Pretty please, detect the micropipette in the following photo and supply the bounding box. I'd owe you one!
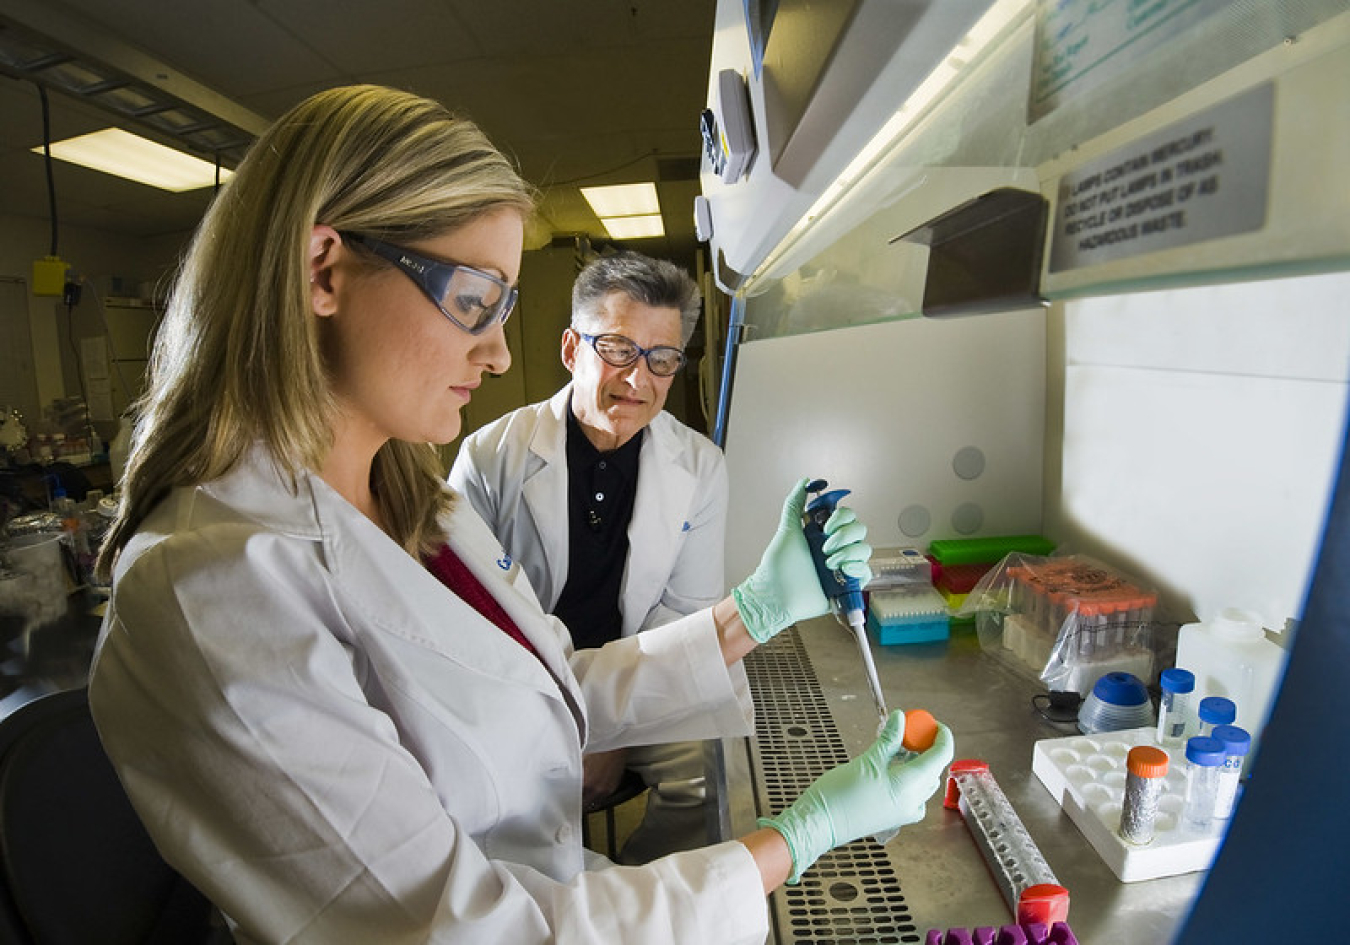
[802,478,888,728]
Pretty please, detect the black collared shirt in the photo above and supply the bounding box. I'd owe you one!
[552,407,642,649]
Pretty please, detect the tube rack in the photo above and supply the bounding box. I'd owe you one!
[1031,727,1224,882]
[945,761,1061,915]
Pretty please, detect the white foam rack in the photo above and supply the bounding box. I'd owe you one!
[1031,727,1225,883]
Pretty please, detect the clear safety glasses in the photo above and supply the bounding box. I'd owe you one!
[577,331,687,377]
[344,233,518,335]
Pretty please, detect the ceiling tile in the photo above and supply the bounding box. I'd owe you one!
[55,0,338,97]
[257,0,482,74]
[1,0,716,256]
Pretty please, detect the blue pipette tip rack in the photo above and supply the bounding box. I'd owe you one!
[867,585,951,645]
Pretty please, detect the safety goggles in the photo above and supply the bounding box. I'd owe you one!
[344,233,518,335]
[576,331,686,377]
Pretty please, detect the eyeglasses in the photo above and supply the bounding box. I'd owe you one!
[343,233,518,335]
[576,331,686,377]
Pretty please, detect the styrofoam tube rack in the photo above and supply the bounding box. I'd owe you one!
[1031,727,1223,882]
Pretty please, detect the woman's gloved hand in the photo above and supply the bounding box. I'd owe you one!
[732,478,873,643]
[758,710,955,883]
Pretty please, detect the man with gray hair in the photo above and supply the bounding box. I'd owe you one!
[449,250,731,863]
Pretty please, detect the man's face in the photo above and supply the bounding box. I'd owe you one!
[562,291,683,451]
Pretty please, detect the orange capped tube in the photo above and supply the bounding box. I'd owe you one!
[901,708,939,758]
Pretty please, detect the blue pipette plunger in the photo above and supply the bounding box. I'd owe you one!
[803,478,888,727]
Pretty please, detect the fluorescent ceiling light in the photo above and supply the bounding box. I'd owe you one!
[33,127,232,192]
[582,182,664,239]
[600,214,665,240]
[581,182,659,217]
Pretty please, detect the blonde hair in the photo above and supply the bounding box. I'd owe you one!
[97,85,535,579]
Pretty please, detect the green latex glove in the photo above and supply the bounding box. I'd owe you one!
[732,478,874,643]
[758,710,955,883]
[819,506,872,580]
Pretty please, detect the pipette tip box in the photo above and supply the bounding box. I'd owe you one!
[867,585,950,645]
[1031,727,1224,882]
[865,545,933,590]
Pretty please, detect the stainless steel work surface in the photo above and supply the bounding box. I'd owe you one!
[727,616,1206,944]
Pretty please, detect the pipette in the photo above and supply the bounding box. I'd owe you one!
[802,478,888,728]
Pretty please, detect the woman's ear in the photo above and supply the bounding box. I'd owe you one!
[309,225,343,317]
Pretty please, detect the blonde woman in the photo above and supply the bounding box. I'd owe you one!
[91,85,952,944]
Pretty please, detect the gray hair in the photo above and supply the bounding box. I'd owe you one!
[571,251,702,345]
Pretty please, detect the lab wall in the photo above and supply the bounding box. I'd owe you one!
[0,212,182,429]
[721,307,1047,588]
[719,272,1349,642]
[1048,271,1350,631]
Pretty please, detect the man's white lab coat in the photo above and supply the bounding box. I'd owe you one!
[89,448,767,944]
[448,385,729,638]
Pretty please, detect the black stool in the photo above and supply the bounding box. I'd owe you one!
[580,768,648,859]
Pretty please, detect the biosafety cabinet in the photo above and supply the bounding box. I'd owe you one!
[697,2,1350,942]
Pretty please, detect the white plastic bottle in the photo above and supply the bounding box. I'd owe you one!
[1174,608,1289,760]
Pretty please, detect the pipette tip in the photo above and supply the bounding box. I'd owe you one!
[846,609,889,727]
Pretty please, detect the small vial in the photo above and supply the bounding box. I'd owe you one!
[1156,668,1196,746]
[1211,724,1252,820]
[1197,696,1236,736]
[1119,746,1169,845]
[876,709,941,846]
[1182,736,1226,834]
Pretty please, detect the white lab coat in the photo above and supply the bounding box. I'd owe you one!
[449,388,735,863]
[88,448,767,945]
[448,386,729,638]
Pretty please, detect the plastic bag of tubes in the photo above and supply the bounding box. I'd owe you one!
[958,554,1163,694]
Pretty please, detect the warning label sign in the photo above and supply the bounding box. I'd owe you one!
[1049,84,1272,272]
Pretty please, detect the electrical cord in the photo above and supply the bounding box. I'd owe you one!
[542,149,662,188]
[36,83,58,258]
[1031,689,1083,726]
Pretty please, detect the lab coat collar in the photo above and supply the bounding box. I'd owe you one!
[622,416,697,636]
[200,447,324,539]
[531,386,573,465]
[520,388,574,594]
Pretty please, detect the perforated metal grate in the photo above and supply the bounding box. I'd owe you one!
[745,629,923,944]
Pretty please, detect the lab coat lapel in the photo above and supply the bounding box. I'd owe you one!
[520,388,572,606]
[310,475,579,718]
[622,416,695,637]
[444,513,576,685]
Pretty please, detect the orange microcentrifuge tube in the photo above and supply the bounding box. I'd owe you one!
[900,708,939,759]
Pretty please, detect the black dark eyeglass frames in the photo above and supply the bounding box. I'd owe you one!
[343,233,518,335]
[576,331,686,377]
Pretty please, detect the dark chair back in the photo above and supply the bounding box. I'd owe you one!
[0,687,220,944]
